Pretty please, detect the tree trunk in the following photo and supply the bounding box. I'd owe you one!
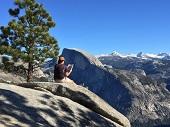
[27,62,33,82]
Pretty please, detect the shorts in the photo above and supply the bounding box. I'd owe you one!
[55,77,74,84]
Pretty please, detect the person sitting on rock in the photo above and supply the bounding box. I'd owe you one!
[54,55,74,83]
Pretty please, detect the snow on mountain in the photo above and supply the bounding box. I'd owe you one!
[142,53,164,59]
[158,53,169,57]
[96,51,170,60]
[139,52,170,60]
[96,51,136,58]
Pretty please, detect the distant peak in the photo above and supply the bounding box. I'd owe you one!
[110,51,120,56]
[157,53,169,57]
[137,52,143,57]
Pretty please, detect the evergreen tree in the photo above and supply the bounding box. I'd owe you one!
[0,0,59,82]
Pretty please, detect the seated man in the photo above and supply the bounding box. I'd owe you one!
[54,56,74,83]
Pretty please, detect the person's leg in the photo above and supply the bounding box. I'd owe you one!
[55,77,75,84]
[55,79,64,83]
[64,77,75,84]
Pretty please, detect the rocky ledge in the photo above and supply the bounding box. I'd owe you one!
[0,82,130,127]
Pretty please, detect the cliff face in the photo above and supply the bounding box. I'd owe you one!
[62,48,170,127]
[62,48,132,113]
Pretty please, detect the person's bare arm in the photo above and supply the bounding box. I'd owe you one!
[65,71,71,77]
[64,64,73,77]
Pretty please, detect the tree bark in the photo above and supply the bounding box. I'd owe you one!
[27,62,33,82]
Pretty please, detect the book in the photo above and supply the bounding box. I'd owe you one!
[67,64,74,71]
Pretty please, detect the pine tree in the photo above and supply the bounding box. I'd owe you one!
[0,0,59,82]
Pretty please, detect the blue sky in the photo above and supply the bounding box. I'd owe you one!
[0,0,170,55]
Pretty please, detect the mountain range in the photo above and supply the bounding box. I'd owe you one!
[97,51,170,92]
[97,51,170,60]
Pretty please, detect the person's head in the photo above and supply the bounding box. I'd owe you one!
[58,56,65,64]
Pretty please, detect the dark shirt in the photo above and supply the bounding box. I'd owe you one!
[54,64,69,80]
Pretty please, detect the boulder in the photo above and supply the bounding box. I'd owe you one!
[18,82,131,127]
[0,55,11,64]
[0,69,26,83]
[62,48,170,127]
[0,61,47,82]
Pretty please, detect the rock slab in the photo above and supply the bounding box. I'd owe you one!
[0,83,124,127]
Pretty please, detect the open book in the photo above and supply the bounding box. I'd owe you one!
[67,64,74,71]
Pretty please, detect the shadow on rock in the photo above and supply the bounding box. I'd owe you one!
[0,89,51,127]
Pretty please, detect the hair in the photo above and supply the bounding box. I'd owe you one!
[58,55,65,64]
[58,60,64,64]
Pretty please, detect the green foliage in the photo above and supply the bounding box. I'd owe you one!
[0,0,59,81]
